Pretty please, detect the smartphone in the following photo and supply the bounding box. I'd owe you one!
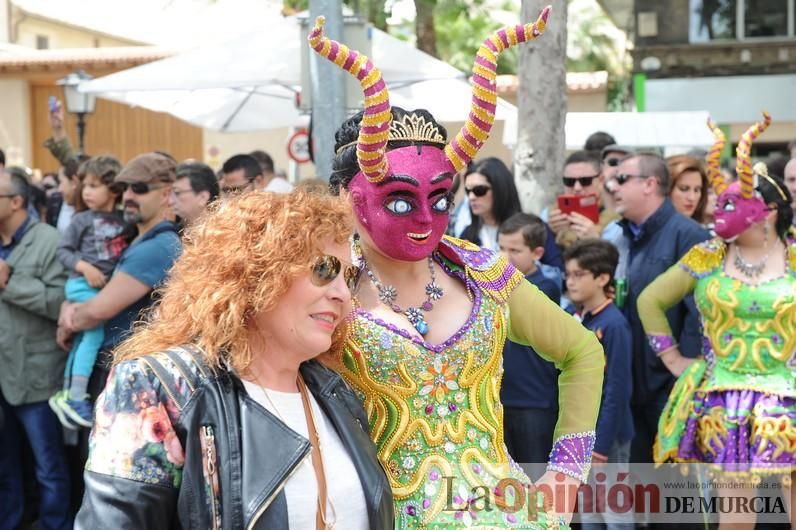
[49,96,57,113]
[557,193,600,224]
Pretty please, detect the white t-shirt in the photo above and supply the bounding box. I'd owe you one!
[478,224,499,251]
[264,177,294,194]
[56,203,74,235]
[241,380,369,530]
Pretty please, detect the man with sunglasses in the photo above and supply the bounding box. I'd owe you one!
[547,150,620,250]
[219,154,264,196]
[600,145,632,181]
[606,152,709,467]
[57,152,182,410]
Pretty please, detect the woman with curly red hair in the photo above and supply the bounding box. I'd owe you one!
[75,190,394,529]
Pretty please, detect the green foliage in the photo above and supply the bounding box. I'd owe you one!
[567,0,631,110]
[288,0,629,107]
[283,0,308,11]
[387,0,515,74]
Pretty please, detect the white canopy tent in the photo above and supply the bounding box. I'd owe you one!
[78,17,516,131]
[503,111,718,151]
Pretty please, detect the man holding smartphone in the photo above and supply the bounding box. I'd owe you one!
[547,150,620,249]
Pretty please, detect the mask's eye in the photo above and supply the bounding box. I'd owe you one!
[386,198,413,215]
[432,194,451,213]
[722,200,736,212]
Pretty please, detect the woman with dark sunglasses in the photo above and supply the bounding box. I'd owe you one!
[76,190,394,529]
[458,157,522,251]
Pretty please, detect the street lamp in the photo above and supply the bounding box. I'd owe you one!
[57,70,96,154]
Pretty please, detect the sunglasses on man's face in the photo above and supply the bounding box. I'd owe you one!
[310,255,362,294]
[115,181,168,195]
[221,182,253,195]
[613,173,649,186]
[562,175,598,188]
[603,157,621,167]
[465,185,491,197]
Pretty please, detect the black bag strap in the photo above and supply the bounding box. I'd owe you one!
[140,345,210,411]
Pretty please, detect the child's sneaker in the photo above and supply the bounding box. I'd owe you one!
[48,390,77,430]
[59,396,93,428]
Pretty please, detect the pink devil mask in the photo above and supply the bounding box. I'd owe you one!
[349,145,455,262]
[713,181,769,241]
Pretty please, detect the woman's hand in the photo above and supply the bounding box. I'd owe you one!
[534,470,580,526]
[659,347,695,377]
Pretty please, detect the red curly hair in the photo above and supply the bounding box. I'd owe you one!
[113,190,353,374]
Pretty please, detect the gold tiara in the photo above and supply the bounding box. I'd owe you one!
[753,162,788,202]
[335,113,446,155]
[389,113,446,145]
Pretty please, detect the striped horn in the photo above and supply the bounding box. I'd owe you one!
[309,16,391,184]
[705,118,728,195]
[445,5,552,172]
[735,112,772,199]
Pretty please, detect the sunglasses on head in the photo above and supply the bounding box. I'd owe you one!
[613,173,649,186]
[465,185,491,197]
[562,175,598,188]
[114,181,168,195]
[311,255,362,293]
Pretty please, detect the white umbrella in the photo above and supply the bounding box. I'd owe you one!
[80,17,516,131]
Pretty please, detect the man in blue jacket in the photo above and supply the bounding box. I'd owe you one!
[607,153,709,464]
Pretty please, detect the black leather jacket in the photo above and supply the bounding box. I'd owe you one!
[75,346,394,529]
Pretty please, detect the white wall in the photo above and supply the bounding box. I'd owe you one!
[0,79,31,166]
[646,74,796,131]
[202,128,316,181]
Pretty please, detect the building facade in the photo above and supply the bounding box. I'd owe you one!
[601,0,796,158]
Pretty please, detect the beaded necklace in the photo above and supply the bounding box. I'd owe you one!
[359,250,444,336]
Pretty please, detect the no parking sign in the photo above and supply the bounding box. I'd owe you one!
[287,129,311,164]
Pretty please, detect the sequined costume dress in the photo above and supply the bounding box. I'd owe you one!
[335,237,605,529]
[638,236,796,478]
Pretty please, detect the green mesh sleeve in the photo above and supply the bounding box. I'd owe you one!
[506,280,605,481]
[637,263,697,354]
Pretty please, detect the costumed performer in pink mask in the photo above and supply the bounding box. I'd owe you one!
[309,7,606,529]
[638,114,795,529]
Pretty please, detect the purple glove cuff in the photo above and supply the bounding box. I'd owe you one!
[546,430,596,483]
